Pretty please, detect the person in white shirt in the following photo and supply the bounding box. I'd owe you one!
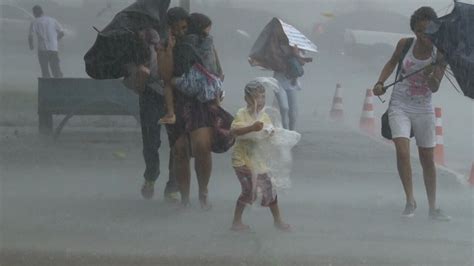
[28,5,64,78]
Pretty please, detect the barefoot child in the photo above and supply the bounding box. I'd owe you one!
[230,78,290,232]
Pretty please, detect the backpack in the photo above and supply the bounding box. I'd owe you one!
[381,38,415,140]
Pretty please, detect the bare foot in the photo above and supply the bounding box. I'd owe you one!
[199,195,212,211]
[230,223,251,232]
[274,221,292,232]
[159,114,176,124]
[175,200,190,211]
[200,201,213,211]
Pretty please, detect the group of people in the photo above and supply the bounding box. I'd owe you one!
[126,7,294,230]
[131,5,451,230]
[30,3,452,228]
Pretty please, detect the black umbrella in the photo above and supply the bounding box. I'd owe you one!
[84,0,171,79]
[426,0,474,99]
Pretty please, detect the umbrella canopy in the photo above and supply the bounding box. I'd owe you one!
[102,0,170,36]
[249,17,316,73]
[84,0,170,79]
[426,1,474,99]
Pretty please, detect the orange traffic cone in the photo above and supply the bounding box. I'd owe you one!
[359,89,375,136]
[330,83,344,121]
[434,107,445,166]
[468,163,474,187]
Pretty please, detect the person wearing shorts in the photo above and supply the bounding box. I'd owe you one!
[373,7,450,221]
[230,78,291,232]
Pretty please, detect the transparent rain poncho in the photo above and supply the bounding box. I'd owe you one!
[235,77,301,200]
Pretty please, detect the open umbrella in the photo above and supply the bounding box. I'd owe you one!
[425,0,474,99]
[248,18,317,73]
[380,1,474,101]
[84,0,171,79]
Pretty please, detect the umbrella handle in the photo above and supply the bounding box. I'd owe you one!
[378,62,439,103]
[383,63,435,90]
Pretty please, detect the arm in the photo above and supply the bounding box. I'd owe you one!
[55,20,64,40]
[373,38,407,96]
[424,53,447,93]
[156,33,175,83]
[231,121,263,137]
[57,31,65,40]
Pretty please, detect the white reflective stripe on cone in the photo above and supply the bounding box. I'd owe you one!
[436,135,444,145]
[361,111,375,118]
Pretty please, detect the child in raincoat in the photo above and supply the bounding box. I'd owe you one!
[230,78,291,232]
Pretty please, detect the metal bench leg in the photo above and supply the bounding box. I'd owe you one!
[53,113,74,141]
[39,113,53,135]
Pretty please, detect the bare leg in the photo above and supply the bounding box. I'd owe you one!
[159,83,176,124]
[269,201,290,231]
[231,201,250,231]
[190,127,213,209]
[418,147,437,211]
[174,135,191,205]
[393,138,415,205]
[269,201,283,224]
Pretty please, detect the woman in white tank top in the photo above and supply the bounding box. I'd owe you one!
[372,7,450,221]
[390,39,437,113]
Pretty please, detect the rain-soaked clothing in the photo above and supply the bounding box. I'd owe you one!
[234,166,277,207]
[231,108,272,173]
[185,34,222,77]
[166,36,234,153]
[231,107,277,206]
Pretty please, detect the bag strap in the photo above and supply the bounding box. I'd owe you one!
[395,37,414,82]
[194,63,217,82]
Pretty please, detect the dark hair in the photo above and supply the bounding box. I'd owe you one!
[32,5,43,17]
[244,81,265,99]
[410,6,437,31]
[188,13,212,35]
[167,7,189,26]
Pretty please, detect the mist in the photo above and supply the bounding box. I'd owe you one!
[1,0,473,265]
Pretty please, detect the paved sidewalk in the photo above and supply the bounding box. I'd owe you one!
[1,119,472,265]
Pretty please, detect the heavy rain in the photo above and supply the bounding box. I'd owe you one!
[0,0,473,265]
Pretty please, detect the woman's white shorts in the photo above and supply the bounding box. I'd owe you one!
[388,108,436,148]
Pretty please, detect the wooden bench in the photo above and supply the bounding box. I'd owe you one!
[38,78,139,139]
